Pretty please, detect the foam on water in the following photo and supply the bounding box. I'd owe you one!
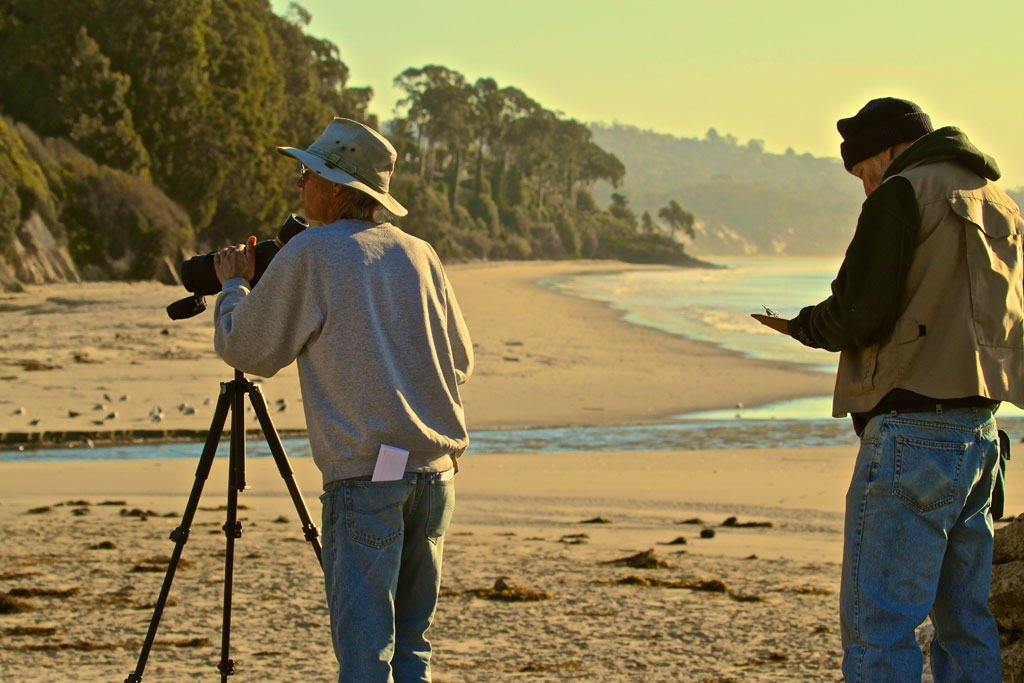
[544,258,842,371]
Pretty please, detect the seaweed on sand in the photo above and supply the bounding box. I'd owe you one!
[461,577,552,602]
[0,593,36,614]
[600,575,729,592]
[599,549,669,569]
[8,587,84,599]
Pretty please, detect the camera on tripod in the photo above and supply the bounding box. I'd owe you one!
[165,214,309,320]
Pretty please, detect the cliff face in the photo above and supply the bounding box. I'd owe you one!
[0,211,80,292]
[0,211,185,292]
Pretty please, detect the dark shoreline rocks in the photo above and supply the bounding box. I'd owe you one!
[0,427,309,452]
[991,513,1024,682]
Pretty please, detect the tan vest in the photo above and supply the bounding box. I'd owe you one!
[833,158,1024,417]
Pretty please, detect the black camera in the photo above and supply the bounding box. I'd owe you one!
[166,214,309,320]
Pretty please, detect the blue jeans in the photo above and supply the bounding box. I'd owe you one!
[320,472,454,682]
[841,407,1002,682]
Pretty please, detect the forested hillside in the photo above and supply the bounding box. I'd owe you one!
[590,124,866,256]
[0,0,705,286]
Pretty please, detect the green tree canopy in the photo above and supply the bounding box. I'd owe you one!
[658,200,696,240]
[0,5,709,277]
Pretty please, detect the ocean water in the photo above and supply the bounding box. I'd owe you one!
[5,259,1022,462]
[544,258,843,371]
[545,258,1023,427]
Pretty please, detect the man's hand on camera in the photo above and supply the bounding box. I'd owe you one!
[214,236,257,285]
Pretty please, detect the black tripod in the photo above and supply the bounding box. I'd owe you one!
[126,370,323,682]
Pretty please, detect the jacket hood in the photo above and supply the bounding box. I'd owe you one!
[884,126,1001,181]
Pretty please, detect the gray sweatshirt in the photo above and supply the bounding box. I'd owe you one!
[213,220,473,487]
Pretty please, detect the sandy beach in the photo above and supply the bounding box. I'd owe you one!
[0,261,1018,681]
[0,261,832,440]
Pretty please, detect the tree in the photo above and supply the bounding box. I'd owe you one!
[641,211,655,234]
[87,0,216,228]
[305,33,375,126]
[393,65,473,208]
[469,77,502,195]
[200,0,289,245]
[57,28,150,174]
[486,86,540,207]
[506,108,559,214]
[0,0,88,135]
[577,141,625,188]
[609,192,637,229]
[658,199,696,240]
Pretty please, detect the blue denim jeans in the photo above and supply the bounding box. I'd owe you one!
[841,407,1002,682]
[320,472,454,682]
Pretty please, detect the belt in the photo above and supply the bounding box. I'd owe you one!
[875,396,999,417]
[852,396,999,435]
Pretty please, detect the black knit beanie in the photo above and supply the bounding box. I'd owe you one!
[837,98,933,171]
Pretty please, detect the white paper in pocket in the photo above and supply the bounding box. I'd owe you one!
[371,445,409,482]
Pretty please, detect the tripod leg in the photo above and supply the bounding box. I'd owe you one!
[125,383,233,683]
[247,383,324,569]
[217,372,246,680]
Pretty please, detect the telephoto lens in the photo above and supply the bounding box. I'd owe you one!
[180,214,309,295]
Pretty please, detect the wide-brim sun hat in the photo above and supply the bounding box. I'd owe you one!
[277,117,408,217]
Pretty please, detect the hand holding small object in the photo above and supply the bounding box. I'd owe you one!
[750,310,790,335]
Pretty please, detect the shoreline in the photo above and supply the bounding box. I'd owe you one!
[0,260,833,443]
[448,260,833,429]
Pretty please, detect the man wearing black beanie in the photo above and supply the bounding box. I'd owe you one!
[783,98,1023,680]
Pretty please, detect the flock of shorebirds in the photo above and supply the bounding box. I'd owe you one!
[11,394,291,428]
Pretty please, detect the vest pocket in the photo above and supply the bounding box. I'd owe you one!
[949,194,1024,349]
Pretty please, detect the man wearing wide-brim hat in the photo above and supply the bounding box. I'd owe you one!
[212,117,473,681]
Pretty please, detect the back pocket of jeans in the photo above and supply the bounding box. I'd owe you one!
[425,480,454,544]
[344,482,407,549]
[891,436,968,513]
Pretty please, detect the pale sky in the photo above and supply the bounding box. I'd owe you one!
[273,0,1024,188]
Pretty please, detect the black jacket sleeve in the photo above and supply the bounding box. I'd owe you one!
[789,176,920,352]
